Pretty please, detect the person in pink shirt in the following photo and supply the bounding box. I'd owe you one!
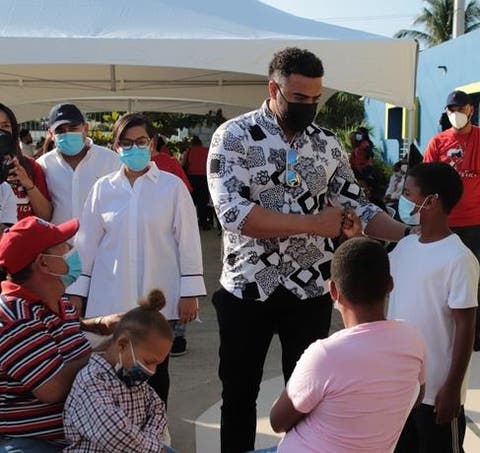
[268,237,426,453]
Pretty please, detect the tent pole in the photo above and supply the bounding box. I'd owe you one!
[110,65,116,92]
[406,108,415,159]
[406,41,419,160]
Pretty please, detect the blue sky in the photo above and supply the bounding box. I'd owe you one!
[261,0,425,37]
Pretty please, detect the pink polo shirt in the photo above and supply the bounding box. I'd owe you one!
[278,320,425,453]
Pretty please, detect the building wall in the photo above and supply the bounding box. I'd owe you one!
[365,29,480,163]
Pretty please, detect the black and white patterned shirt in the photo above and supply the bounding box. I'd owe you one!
[63,353,168,452]
[208,101,380,301]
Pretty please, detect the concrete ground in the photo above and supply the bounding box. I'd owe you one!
[168,229,480,452]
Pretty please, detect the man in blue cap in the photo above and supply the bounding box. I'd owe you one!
[37,103,121,227]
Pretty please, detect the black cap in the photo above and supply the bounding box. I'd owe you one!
[446,90,472,108]
[48,103,85,131]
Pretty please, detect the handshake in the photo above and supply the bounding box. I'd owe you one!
[309,207,363,239]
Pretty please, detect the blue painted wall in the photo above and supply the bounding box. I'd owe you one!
[365,29,480,163]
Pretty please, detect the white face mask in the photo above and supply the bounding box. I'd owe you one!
[447,111,469,130]
[400,164,408,173]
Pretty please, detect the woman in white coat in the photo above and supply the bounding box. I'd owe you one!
[68,113,206,404]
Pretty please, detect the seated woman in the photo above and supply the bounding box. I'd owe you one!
[63,290,175,453]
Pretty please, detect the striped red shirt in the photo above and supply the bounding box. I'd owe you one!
[0,281,91,441]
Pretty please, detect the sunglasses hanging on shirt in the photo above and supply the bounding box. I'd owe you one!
[286,148,301,187]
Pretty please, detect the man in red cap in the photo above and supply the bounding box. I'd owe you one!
[424,90,480,349]
[0,216,91,451]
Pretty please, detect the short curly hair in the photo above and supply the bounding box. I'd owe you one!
[331,238,391,306]
[408,162,463,214]
[268,47,324,80]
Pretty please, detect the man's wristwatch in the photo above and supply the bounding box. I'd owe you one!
[95,316,104,333]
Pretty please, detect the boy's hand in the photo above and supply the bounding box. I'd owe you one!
[434,383,461,424]
[341,210,363,239]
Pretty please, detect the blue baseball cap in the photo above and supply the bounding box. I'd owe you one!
[446,90,472,108]
[48,103,85,132]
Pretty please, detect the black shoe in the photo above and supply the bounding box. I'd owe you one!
[474,335,480,352]
[170,336,187,357]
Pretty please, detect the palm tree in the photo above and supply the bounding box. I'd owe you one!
[394,0,480,47]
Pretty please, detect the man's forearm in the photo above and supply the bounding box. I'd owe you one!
[364,211,409,242]
[445,308,476,388]
[81,317,104,334]
[241,205,343,239]
[241,205,315,238]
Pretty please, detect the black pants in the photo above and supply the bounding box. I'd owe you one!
[452,225,480,350]
[189,175,210,228]
[213,285,333,453]
[148,353,170,408]
[395,404,466,453]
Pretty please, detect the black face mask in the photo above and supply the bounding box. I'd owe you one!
[276,84,318,132]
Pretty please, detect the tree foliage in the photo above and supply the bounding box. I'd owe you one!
[315,92,365,132]
[395,0,480,47]
[89,109,226,149]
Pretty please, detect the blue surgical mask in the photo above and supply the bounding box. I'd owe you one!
[116,340,154,387]
[118,145,151,172]
[42,248,83,287]
[398,195,430,226]
[55,132,85,156]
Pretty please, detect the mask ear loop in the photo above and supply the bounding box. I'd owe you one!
[419,193,439,212]
[129,339,137,363]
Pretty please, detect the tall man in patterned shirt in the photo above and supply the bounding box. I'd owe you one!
[207,47,413,453]
[0,217,91,452]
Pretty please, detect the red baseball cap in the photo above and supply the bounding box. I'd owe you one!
[0,216,79,274]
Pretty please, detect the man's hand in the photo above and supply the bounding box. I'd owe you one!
[98,313,123,335]
[342,210,363,239]
[434,383,461,424]
[178,297,198,324]
[311,207,344,238]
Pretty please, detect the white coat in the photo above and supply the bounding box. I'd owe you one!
[68,163,206,321]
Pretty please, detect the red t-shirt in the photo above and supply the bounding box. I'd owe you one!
[349,141,373,173]
[151,153,193,192]
[185,146,209,176]
[424,126,480,227]
[11,157,51,220]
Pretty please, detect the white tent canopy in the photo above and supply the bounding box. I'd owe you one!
[0,0,418,122]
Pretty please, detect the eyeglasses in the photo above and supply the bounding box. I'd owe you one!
[286,148,301,187]
[118,137,151,150]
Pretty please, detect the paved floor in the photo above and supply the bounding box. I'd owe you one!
[168,229,480,452]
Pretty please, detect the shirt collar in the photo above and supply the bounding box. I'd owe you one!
[0,280,70,319]
[113,162,160,186]
[260,100,308,145]
[90,352,117,376]
[1,280,42,302]
[261,100,283,132]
